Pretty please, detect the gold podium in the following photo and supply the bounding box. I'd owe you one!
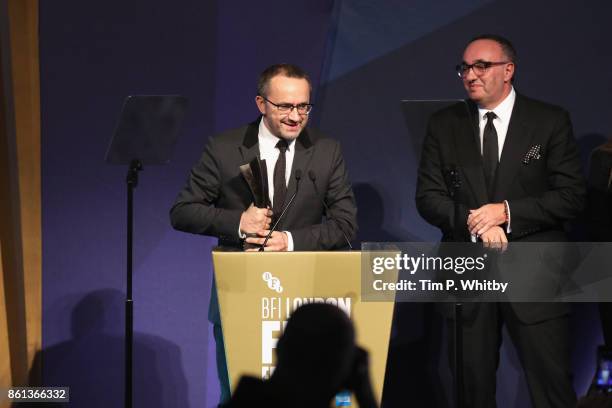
[212,251,395,407]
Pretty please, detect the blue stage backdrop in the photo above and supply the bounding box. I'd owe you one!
[40,1,610,407]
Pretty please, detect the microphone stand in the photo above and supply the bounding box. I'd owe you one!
[125,158,142,408]
[104,95,188,408]
[260,170,302,250]
[448,166,465,408]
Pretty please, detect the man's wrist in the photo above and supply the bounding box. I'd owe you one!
[239,211,246,236]
[284,231,294,251]
[503,200,512,233]
[502,201,509,223]
[238,216,246,238]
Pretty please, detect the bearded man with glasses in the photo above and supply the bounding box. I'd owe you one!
[170,63,357,403]
[416,34,585,407]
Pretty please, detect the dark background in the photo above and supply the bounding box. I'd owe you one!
[40,0,611,406]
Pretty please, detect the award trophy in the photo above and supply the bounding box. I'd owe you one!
[239,157,270,250]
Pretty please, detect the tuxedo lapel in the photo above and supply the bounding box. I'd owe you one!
[493,95,533,201]
[456,101,489,205]
[238,118,261,164]
[238,119,315,223]
[283,129,314,218]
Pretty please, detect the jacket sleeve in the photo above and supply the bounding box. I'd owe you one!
[169,138,243,240]
[415,117,470,241]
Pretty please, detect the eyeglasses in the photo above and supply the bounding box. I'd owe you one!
[455,61,510,78]
[262,97,313,115]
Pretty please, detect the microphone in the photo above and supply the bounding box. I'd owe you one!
[445,165,471,242]
[259,169,302,251]
[308,170,353,250]
[444,165,462,198]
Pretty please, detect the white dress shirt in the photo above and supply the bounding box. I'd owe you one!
[258,120,295,203]
[257,120,296,250]
[477,87,516,159]
[472,87,516,241]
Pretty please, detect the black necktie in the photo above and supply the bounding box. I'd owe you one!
[272,139,288,221]
[483,111,499,197]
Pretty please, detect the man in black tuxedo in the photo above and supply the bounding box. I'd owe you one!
[170,63,357,402]
[416,35,585,407]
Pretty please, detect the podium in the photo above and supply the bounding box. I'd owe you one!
[212,251,395,407]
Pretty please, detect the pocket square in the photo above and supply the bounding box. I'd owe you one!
[522,144,541,164]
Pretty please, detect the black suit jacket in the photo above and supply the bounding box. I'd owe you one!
[416,94,586,322]
[170,117,358,251]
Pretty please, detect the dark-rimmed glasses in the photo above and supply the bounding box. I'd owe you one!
[261,96,313,115]
[455,61,510,78]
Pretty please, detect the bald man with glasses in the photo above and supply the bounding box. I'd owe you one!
[416,34,585,408]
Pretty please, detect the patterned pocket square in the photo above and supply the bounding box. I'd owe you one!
[523,144,542,164]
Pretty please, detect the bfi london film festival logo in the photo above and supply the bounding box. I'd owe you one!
[262,271,283,293]
[259,271,352,380]
[261,271,285,379]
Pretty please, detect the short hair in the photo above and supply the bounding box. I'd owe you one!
[467,34,517,64]
[257,63,312,97]
[275,303,356,397]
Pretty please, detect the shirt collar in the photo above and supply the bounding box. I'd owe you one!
[478,86,516,124]
[258,119,295,151]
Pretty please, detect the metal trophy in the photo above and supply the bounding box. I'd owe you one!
[239,157,270,249]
